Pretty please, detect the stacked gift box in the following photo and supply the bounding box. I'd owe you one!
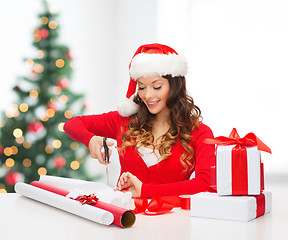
[190,128,272,222]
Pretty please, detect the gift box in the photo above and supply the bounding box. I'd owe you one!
[190,191,272,222]
[205,128,271,195]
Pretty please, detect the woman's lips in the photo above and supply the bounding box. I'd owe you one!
[146,100,160,107]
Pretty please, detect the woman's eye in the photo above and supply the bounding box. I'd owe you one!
[138,87,145,91]
[154,86,161,90]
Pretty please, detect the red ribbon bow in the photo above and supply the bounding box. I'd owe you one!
[204,128,271,153]
[133,196,190,215]
[72,193,99,206]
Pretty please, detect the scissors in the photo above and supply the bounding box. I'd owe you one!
[103,137,110,185]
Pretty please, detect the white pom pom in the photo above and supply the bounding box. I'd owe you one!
[117,98,138,117]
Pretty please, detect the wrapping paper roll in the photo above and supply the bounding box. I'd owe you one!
[15,182,113,225]
[19,181,136,228]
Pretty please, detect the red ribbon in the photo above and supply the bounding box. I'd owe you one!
[204,128,271,153]
[133,196,190,215]
[232,144,248,194]
[204,128,271,195]
[71,194,99,206]
[255,193,266,217]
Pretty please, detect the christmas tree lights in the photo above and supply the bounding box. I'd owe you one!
[0,0,97,193]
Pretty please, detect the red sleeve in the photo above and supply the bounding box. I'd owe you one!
[140,124,215,197]
[63,111,127,147]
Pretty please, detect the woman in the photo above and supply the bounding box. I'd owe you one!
[64,43,215,198]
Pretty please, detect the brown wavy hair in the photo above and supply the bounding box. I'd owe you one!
[118,75,201,171]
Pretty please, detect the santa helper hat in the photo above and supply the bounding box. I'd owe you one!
[117,43,188,117]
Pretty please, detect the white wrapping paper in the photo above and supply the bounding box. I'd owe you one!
[216,145,261,195]
[190,191,272,222]
[15,182,114,225]
[39,175,133,209]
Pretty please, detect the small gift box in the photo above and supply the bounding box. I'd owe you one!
[190,191,272,222]
[205,128,271,195]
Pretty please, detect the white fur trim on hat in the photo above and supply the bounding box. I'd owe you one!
[117,97,139,117]
[129,53,188,80]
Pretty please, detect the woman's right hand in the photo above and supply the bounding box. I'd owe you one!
[88,136,114,165]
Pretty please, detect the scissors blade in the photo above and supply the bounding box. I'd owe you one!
[106,165,109,185]
[103,137,110,185]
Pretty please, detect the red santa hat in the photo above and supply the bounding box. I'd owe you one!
[117,43,188,117]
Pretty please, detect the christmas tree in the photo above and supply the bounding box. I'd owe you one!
[0,1,96,193]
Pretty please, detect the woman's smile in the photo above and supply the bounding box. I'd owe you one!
[146,100,160,107]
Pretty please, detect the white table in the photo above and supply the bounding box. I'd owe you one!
[1,177,287,240]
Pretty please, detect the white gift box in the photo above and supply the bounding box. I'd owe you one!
[190,191,272,222]
[216,145,262,195]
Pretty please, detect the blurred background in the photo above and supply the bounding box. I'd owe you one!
[0,0,287,189]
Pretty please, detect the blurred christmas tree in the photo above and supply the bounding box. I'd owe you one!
[0,0,96,193]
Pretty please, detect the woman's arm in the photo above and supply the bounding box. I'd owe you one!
[63,111,125,147]
[64,111,126,164]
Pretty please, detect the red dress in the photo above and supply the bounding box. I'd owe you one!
[64,111,215,198]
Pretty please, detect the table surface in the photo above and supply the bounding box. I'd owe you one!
[1,178,288,240]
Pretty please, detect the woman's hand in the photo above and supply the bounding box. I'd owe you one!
[117,172,142,197]
[88,136,114,165]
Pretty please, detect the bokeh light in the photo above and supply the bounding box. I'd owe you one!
[64,110,73,119]
[45,145,54,154]
[52,139,62,149]
[56,59,65,68]
[38,167,47,175]
[70,161,80,170]
[19,103,29,112]
[13,128,23,138]
[23,158,32,167]
[5,158,15,168]
[58,122,65,132]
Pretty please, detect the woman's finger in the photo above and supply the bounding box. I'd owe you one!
[118,172,131,189]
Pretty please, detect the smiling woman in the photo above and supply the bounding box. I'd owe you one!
[64,43,215,199]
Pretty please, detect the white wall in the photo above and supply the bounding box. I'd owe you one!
[158,0,288,174]
[189,0,288,174]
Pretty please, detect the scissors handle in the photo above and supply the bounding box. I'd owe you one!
[103,137,109,164]
[103,137,109,185]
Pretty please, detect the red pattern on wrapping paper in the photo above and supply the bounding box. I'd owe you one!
[31,181,69,196]
[71,194,99,206]
[133,196,190,215]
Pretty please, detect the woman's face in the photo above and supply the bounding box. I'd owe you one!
[137,75,170,116]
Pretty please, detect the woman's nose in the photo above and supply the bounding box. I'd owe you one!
[144,88,153,100]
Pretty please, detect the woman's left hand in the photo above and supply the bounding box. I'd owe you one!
[117,172,142,197]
